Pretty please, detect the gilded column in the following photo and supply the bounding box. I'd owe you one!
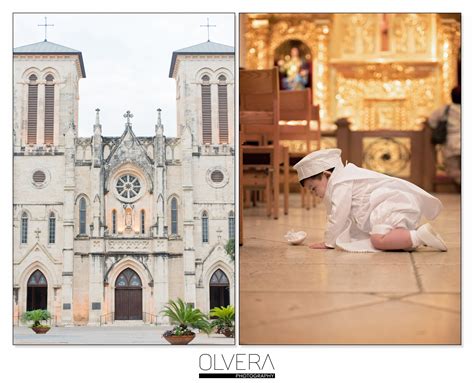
[440,18,461,104]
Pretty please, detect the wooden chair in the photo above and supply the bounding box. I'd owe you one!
[241,147,274,218]
[241,145,289,217]
[279,89,321,209]
[280,89,321,151]
[240,68,281,219]
[280,89,312,152]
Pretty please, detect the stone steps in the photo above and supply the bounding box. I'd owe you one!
[106,320,148,327]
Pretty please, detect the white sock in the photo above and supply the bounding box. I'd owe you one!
[410,230,423,248]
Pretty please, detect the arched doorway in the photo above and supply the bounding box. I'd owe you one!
[27,270,47,311]
[209,269,230,310]
[114,268,143,320]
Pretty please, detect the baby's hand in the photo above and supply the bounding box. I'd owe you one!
[309,242,329,249]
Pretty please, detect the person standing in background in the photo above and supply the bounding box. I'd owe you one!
[428,86,461,187]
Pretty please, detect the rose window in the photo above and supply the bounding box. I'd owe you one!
[116,175,141,199]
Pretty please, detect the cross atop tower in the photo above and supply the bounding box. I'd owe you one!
[38,17,54,42]
[200,18,216,42]
[123,110,134,125]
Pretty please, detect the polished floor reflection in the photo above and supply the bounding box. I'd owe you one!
[240,193,460,344]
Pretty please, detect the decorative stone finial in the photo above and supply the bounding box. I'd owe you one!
[157,108,162,125]
[123,110,134,126]
[95,108,101,125]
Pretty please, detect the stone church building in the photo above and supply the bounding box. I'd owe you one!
[13,38,235,325]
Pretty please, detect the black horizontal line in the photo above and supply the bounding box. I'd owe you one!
[199,373,275,379]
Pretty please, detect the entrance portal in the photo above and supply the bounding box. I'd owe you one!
[27,270,48,311]
[114,268,143,320]
[209,269,230,310]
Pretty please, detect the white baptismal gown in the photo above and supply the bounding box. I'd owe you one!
[323,163,443,252]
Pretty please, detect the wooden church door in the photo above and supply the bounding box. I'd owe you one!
[114,268,143,320]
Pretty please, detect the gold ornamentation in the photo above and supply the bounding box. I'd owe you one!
[362,137,411,177]
[333,66,437,130]
[439,19,460,104]
[340,14,376,56]
[242,13,460,175]
[243,14,331,121]
[280,137,337,154]
[392,14,431,54]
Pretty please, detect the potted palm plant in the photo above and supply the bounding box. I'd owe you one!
[210,305,235,338]
[21,309,52,334]
[161,298,211,345]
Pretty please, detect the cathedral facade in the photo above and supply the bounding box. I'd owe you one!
[13,39,235,326]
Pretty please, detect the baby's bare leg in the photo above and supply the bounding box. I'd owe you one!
[370,228,412,251]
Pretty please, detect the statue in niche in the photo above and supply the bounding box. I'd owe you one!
[124,206,133,229]
[275,40,311,91]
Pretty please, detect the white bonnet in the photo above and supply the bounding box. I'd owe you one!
[293,149,342,182]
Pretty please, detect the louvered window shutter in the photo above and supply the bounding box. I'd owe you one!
[44,74,55,144]
[27,75,38,144]
[218,75,228,144]
[201,75,212,144]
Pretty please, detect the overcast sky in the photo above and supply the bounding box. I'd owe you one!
[14,13,235,137]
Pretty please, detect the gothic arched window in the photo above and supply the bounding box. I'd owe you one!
[202,211,209,243]
[218,75,229,144]
[79,197,87,235]
[112,209,117,235]
[171,197,178,235]
[44,74,55,145]
[140,210,145,235]
[228,211,235,240]
[21,212,28,244]
[115,268,142,287]
[48,212,56,244]
[27,74,38,144]
[201,75,212,144]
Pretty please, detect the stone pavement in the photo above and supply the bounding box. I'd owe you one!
[240,193,460,344]
[14,325,235,345]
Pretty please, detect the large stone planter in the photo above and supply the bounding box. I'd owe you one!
[222,328,234,338]
[163,334,196,345]
[32,326,51,334]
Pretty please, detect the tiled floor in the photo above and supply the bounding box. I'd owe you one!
[239,193,461,344]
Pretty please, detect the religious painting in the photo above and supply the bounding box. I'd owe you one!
[274,39,312,91]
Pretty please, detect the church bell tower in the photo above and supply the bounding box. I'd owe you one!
[14,39,86,152]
